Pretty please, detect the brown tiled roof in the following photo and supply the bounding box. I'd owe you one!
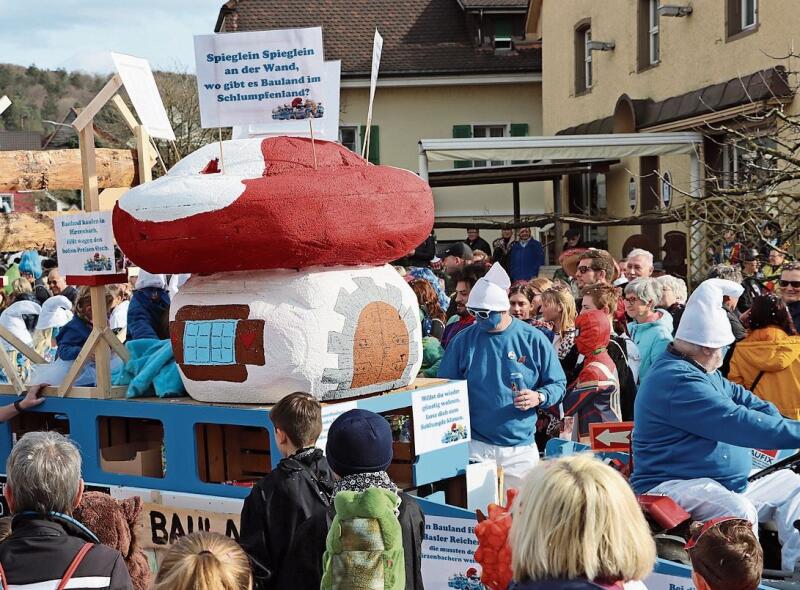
[0,131,42,151]
[557,67,793,135]
[215,0,541,78]
[458,0,529,9]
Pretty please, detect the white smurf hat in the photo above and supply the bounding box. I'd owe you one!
[467,262,511,312]
[135,270,167,290]
[675,278,744,348]
[36,295,74,331]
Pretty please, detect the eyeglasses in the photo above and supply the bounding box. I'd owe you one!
[684,517,751,551]
[780,280,800,289]
[466,308,492,319]
[576,265,595,275]
[624,296,641,304]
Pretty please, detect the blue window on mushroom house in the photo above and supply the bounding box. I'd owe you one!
[184,320,237,365]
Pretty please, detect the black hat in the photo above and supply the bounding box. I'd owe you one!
[564,228,581,239]
[325,409,393,477]
[443,242,473,260]
[741,248,760,262]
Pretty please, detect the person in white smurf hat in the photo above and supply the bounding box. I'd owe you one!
[438,263,566,492]
[632,278,800,572]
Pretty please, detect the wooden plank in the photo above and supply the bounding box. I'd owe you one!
[135,126,155,184]
[0,348,24,394]
[71,75,123,131]
[0,149,138,191]
[237,451,270,475]
[111,95,139,131]
[57,329,102,397]
[0,384,126,398]
[205,424,226,483]
[102,328,130,363]
[224,425,242,481]
[238,427,270,451]
[0,325,46,364]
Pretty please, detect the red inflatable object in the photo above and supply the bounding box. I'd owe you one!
[113,136,434,274]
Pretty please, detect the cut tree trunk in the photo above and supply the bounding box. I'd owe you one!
[0,148,139,191]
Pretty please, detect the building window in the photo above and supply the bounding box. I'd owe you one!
[0,194,12,213]
[493,16,513,52]
[727,0,758,39]
[339,126,360,154]
[472,124,507,168]
[574,20,592,93]
[183,320,237,366]
[638,1,659,70]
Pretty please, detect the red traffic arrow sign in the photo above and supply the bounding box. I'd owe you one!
[589,421,634,451]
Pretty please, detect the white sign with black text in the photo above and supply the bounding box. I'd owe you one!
[194,28,325,129]
[411,381,470,455]
[53,211,117,276]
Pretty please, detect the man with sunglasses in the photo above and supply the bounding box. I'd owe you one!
[438,263,566,492]
[780,262,800,332]
[632,278,800,572]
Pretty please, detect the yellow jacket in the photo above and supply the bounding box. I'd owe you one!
[729,326,800,419]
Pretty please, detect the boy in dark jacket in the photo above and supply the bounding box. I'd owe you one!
[126,271,170,341]
[239,393,334,590]
[277,409,425,590]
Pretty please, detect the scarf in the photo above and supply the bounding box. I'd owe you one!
[333,471,401,514]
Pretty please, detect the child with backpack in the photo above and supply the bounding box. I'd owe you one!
[278,409,426,590]
[239,393,334,590]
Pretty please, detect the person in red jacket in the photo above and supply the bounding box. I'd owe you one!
[562,309,621,441]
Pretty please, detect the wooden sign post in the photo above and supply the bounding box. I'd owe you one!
[55,75,158,398]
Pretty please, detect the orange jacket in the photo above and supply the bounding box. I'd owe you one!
[729,326,800,419]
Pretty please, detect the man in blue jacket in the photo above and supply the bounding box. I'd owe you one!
[438,263,566,491]
[632,278,800,571]
[508,227,544,282]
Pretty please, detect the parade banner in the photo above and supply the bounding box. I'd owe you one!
[111,53,176,141]
[135,502,240,549]
[53,211,116,276]
[411,381,470,455]
[231,60,341,141]
[194,28,325,129]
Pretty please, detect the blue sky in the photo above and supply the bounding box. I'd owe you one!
[1,0,224,73]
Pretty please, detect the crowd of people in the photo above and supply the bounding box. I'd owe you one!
[0,224,798,590]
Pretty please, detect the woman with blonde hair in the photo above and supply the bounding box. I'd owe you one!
[528,277,553,320]
[510,454,655,589]
[155,531,252,590]
[535,286,579,380]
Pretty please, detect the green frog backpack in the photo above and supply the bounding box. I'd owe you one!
[321,487,405,590]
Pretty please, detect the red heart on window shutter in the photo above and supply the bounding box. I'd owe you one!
[240,332,257,349]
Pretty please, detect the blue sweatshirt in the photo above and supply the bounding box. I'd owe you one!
[127,287,170,341]
[55,316,91,361]
[508,239,544,282]
[437,318,566,446]
[632,346,800,494]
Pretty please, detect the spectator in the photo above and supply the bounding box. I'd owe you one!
[405,265,450,312]
[780,261,800,331]
[442,242,474,293]
[707,265,747,374]
[155,532,251,590]
[624,278,673,382]
[562,309,621,441]
[406,232,437,268]
[739,248,765,313]
[471,249,492,272]
[126,271,170,341]
[441,267,481,348]
[631,278,800,573]
[528,277,553,321]
[624,248,654,282]
[508,227,544,282]
[240,393,333,590]
[439,264,566,491]
[686,518,762,590]
[464,227,491,256]
[656,275,687,336]
[492,227,516,269]
[47,268,78,304]
[410,279,446,340]
[18,250,50,304]
[279,409,425,590]
[108,284,131,337]
[580,283,640,421]
[9,277,36,305]
[509,454,655,590]
[536,286,580,382]
[574,249,616,291]
[729,294,800,419]
[509,283,555,342]
[0,431,132,589]
[764,248,787,283]
[563,227,583,251]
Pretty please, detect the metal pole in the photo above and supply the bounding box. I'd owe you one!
[513,181,521,224]
[418,143,429,182]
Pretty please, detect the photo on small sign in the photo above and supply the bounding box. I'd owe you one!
[272,97,324,120]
